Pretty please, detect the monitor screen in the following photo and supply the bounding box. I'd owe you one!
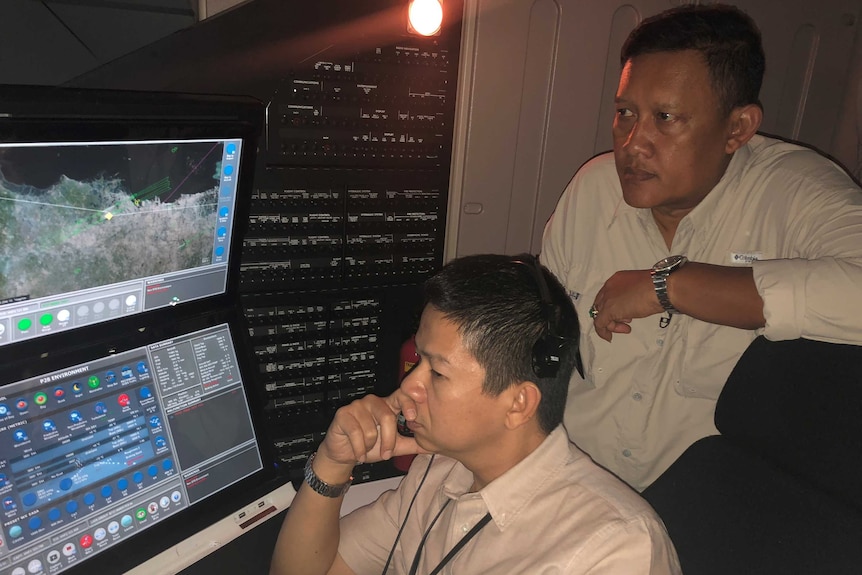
[0,320,265,575]
[0,86,262,352]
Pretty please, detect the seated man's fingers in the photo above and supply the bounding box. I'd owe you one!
[365,401,398,460]
[386,388,418,421]
[324,393,431,464]
[323,409,371,464]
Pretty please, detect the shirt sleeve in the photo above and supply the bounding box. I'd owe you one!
[541,168,579,281]
[540,154,618,288]
[566,515,682,575]
[753,154,862,344]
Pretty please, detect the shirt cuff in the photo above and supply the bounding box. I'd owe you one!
[752,259,808,341]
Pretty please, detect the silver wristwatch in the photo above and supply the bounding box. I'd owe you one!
[651,255,688,314]
[304,452,353,498]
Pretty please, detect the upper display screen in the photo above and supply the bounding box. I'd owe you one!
[0,85,263,352]
[0,138,243,346]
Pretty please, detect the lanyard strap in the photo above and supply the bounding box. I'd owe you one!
[408,501,493,575]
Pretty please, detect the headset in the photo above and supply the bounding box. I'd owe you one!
[512,254,584,380]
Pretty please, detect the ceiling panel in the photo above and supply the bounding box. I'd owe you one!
[47,2,195,61]
[0,0,205,85]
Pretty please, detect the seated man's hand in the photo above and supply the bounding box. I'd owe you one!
[318,392,429,467]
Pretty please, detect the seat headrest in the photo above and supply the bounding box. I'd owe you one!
[716,336,862,510]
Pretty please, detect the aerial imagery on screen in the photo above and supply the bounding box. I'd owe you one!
[0,138,241,346]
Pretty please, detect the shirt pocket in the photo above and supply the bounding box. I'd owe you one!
[677,325,757,400]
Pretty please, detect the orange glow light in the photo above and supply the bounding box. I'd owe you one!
[408,0,443,36]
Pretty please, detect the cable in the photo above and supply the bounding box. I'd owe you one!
[380,454,436,574]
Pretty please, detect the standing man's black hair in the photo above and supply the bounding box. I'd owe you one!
[621,4,765,114]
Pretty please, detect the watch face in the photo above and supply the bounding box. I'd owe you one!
[655,255,687,272]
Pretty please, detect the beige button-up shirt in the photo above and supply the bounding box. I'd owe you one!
[339,427,680,574]
[542,134,862,490]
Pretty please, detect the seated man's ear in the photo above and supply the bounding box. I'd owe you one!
[725,103,763,154]
[505,382,541,430]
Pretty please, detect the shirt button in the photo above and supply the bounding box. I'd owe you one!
[656,338,664,346]
[597,367,604,373]
[622,449,632,458]
[461,524,470,533]
[632,392,642,401]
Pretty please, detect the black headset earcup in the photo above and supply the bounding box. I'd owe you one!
[532,334,566,379]
[513,254,568,380]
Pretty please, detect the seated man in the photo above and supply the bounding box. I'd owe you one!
[269,254,680,575]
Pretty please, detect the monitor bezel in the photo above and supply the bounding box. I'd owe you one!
[0,85,263,360]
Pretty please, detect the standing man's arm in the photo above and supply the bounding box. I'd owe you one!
[545,155,862,345]
[587,263,764,342]
[586,177,862,344]
[269,393,424,575]
[585,256,862,344]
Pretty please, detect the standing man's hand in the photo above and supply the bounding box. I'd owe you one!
[590,270,662,342]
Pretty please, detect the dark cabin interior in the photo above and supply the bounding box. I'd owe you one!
[1,1,861,574]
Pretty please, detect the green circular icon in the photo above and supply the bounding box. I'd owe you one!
[87,376,100,390]
[34,392,48,405]
[135,508,147,521]
[17,318,32,331]
[39,313,53,326]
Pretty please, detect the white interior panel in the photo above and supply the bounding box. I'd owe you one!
[505,0,559,254]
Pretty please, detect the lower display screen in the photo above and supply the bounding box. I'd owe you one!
[0,323,263,575]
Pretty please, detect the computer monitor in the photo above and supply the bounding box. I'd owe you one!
[0,310,279,575]
[0,86,282,575]
[0,86,261,354]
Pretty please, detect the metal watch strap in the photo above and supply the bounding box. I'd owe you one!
[651,255,687,314]
[653,274,678,314]
[304,452,353,498]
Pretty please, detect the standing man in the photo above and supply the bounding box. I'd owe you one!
[541,4,862,491]
[270,254,680,575]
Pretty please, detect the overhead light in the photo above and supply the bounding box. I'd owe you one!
[407,0,443,36]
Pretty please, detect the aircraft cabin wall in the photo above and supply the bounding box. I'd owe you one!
[448,0,862,259]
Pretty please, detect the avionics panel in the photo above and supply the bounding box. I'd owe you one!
[0,86,262,351]
[0,322,263,575]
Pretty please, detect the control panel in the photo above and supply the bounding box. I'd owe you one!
[0,324,262,575]
[240,32,458,483]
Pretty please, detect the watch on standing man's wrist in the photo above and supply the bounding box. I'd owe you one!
[651,255,688,314]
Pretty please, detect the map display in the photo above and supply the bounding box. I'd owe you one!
[0,140,226,302]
